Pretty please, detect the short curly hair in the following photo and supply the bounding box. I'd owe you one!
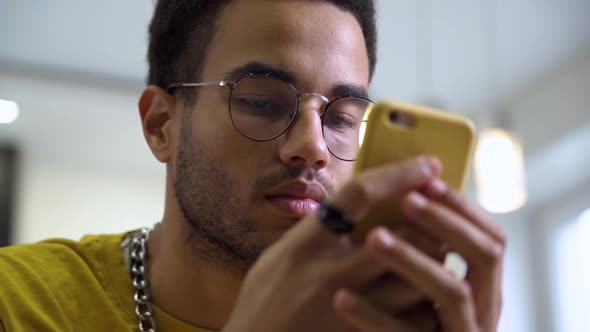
[147,0,377,90]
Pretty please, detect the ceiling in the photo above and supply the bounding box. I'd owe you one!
[2,0,590,111]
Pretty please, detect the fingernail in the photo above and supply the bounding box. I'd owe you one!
[376,227,395,249]
[419,157,435,178]
[336,289,353,308]
[408,192,428,210]
[430,178,448,196]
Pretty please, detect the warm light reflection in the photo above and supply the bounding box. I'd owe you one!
[0,99,19,124]
[358,120,368,146]
[358,106,373,147]
[474,129,527,213]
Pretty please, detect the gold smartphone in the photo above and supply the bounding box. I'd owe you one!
[352,100,476,240]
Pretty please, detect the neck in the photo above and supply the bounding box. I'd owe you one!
[147,214,244,330]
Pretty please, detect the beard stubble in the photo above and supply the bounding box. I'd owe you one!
[173,119,336,276]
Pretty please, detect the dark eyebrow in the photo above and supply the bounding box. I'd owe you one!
[331,84,369,100]
[223,61,369,100]
[223,61,297,84]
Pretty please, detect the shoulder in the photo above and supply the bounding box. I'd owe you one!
[0,233,126,277]
[0,232,136,330]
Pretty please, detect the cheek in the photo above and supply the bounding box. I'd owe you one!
[329,162,355,190]
[191,99,276,177]
[191,98,233,145]
[200,118,275,166]
[190,96,247,156]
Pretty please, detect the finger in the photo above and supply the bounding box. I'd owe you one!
[363,273,428,314]
[402,192,503,268]
[286,156,442,250]
[336,156,442,221]
[366,227,479,332]
[395,299,442,332]
[464,263,504,332]
[333,288,423,332]
[423,179,506,245]
[403,191,505,331]
[327,247,389,289]
[396,224,448,263]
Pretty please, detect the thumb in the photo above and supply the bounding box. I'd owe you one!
[286,156,442,253]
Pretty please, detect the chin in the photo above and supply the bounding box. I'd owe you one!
[253,221,295,245]
[259,224,293,242]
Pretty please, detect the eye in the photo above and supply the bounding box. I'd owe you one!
[239,96,274,110]
[323,101,366,132]
[231,94,291,123]
[323,111,357,129]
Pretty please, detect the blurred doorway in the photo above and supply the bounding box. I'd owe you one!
[0,146,17,247]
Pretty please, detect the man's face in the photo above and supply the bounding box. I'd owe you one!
[173,0,370,270]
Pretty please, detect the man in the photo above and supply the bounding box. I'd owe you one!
[0,0,505,331]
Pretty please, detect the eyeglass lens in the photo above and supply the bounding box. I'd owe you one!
[229,74,372,161]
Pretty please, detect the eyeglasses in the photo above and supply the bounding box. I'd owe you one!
[167,73,374,161]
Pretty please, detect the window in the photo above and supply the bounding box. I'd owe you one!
[552,208,590,332]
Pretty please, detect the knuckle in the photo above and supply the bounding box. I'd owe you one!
[480,243,500,263]
[401,157,430,179]
[496,228,508,247]
[444,281,472,305]
[346,178,375,205]
[457,283,473,302]
[445,187,463,204]
[389,239,410,258]
[495,239,507,258]
[479,239,505,263]
[451,187,465,198]
[317,262,349,291]
[305,270,332,299]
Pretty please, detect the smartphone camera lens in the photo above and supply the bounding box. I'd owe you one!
[389,111,399,123]
[389,111,415,128]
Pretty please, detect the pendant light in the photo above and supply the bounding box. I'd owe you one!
[474,0,527,213]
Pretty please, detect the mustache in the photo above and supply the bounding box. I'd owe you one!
[254,166,336,197]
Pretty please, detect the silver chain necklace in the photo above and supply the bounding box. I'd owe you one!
[129,227,158,332]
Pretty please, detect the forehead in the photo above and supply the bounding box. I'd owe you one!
[201,0,370,89]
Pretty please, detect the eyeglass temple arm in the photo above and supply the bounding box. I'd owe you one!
[166,81,231,94]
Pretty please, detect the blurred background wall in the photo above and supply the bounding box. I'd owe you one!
[1,0,590,331]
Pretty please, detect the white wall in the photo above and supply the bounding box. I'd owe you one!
[14,160,164,243]
[371,0,590,114]
[0,70,165,243]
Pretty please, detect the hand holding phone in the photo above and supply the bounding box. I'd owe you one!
[352,100,476,240]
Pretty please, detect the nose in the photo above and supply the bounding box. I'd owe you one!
[278,95,331,170]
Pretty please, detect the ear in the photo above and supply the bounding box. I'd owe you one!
[138,85,177,163]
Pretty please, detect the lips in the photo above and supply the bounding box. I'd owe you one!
[264,181,327,217]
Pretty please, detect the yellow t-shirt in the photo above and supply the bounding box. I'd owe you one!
[0,232,215,332]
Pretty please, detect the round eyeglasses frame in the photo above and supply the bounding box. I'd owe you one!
[167,73,373,161]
